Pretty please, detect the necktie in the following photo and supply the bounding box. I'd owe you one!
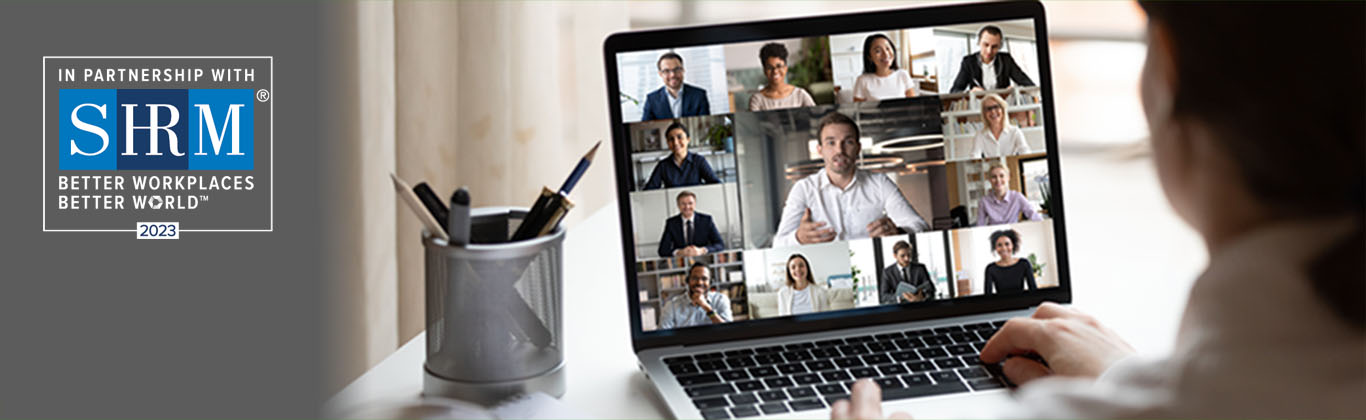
[904,267,911,284]
[685,220,693,245]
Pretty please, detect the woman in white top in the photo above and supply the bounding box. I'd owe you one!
[832,3,1364,419]
[852,34,917,102]
[968,93,1030,159]
[776,253,830,316]
[748,42,816,111]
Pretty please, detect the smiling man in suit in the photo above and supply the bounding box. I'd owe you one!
[640,52,711,121]
[949,25,1036,93]
[658,190,725,257]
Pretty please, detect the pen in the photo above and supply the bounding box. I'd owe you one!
[449,187,470,246]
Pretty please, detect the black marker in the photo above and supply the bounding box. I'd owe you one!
[448,187,470,246]
[413,182,449,235]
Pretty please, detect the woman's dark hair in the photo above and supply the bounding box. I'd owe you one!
[664,120,688,139]
[1140,2,1364,330]
[989,229,1019,254]
[785,254,816,287]
[759,42,788,65]
[861,33,899,74]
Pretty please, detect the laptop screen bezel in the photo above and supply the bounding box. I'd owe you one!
[602,1,1071,353]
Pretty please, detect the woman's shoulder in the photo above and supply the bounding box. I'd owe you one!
[1014,258,1033,269]
[747,92,766,110]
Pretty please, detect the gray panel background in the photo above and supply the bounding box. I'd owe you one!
[45,57,273,230]
[0,2,329,417]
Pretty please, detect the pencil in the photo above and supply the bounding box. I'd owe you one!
[558,141,601,195]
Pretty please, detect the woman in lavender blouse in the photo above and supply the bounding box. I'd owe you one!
[976,163,1043,226]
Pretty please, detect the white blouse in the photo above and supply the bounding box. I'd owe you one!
[789,288,814,315]
[969,125,1030,158]
[852,69,916,101]
[748,87,816,111]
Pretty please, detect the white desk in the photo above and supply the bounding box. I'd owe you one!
[326,147,1206,418]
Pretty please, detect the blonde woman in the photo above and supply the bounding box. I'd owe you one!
[977,164,1044,226]
[968,93,1030,159]
[776,254,830,316]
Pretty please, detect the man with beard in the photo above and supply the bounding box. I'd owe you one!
[659,262,732,329]
[640,52,711,121]
[773,112,929,247]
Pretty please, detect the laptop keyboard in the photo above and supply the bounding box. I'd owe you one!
[664,320,1011,419]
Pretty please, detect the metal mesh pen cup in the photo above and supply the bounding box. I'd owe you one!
[422,207,565,405]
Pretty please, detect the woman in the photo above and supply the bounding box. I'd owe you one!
[748,42,816,111]
[982,229,1036,295]
[977,164,1044,226]
[852,34,917,102]
[641,121,720,190]
[968,93,1030,159]
[833,3,1363,419]
[776,254,830,316]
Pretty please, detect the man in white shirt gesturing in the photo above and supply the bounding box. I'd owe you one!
[773,112,929,247]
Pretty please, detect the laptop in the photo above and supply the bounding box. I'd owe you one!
[602,2,1069,418]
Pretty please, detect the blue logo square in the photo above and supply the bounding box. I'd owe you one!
[58,89,118,170]
[116,89,188,170]
[188,89,254,170]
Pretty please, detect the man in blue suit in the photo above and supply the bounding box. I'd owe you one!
[640,52,711,122]
[658,190,725,257]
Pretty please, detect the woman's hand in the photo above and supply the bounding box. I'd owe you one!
[980,302,1135,384]
[830,379,911,419]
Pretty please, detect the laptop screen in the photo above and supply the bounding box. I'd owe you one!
[607,5,1068,342]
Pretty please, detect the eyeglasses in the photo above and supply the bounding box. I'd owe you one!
[659,67,685,75]
[763,63,787,72]
[983,105,1004,113]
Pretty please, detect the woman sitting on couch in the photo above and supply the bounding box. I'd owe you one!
[777,254,831,316]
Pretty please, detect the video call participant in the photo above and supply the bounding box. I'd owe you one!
[777,254,831,316]
[852,34,917,102]
[643,121,721,190]
[773,112,929,247]
[657,191,725,257]
[949,25,1036,93]
[640,52,711,121]
[879,240,935,304]
[977,164,1044,226]
[658,262,732,329]
[968,94,1030,159]
[749,42,817,111]
[983,228,1036,295]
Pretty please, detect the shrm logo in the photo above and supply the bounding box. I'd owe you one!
[59,89,253,170]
